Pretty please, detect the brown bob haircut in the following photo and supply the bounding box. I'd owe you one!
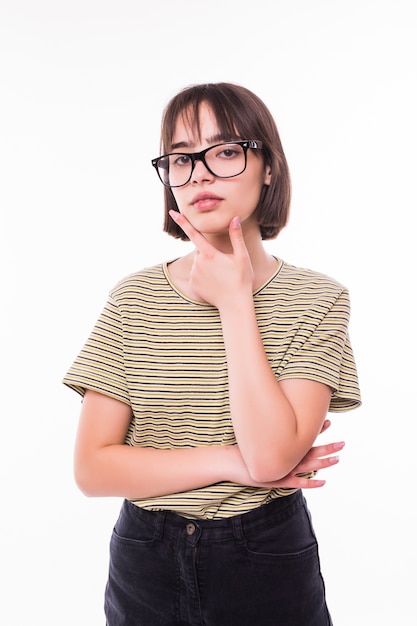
[159,82,291,241]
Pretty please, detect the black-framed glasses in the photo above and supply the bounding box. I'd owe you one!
[151,140,263,188]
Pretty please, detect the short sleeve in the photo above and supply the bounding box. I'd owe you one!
[62,295,130,405]
[277,288,361,412]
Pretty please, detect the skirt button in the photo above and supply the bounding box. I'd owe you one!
[186,523,196,536]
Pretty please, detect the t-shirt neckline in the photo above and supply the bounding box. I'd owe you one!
[162,258,284,305]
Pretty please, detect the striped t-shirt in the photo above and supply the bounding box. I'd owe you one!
[63,260,361,519]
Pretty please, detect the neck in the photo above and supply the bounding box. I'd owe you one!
[167,220,280,301]
[195,221,279,290]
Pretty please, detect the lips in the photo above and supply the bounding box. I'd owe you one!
[191,192,223,210]
[191,192,222,204]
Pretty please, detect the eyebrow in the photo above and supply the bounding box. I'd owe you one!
[170,133,230,151]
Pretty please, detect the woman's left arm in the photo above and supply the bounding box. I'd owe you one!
[221,304,332,482]
[170,211,333,482]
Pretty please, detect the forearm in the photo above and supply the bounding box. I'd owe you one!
[220,297,321,481]
[75,443,239,499]
[159,213,331,483]
[73,386,330,502]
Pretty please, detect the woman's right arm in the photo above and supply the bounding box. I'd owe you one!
[74,389,241,499]
[74,390,343,499]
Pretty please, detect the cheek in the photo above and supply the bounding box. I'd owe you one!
[239,178,265,209]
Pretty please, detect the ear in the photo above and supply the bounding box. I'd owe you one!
[263,165,272,186]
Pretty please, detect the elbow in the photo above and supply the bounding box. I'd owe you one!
[247,460,288,483]
[74,459,101,497]
[74,469,93,497]
[245,456,289,484]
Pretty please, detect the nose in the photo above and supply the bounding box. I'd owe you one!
[191,157,214,183]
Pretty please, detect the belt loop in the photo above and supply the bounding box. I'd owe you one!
[154,511,166,540]
[232,514,245,542]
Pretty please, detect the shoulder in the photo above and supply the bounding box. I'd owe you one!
[276,261,348,301]
[108,263,166,300]
[279,261,345,291]
[265,261,352,320]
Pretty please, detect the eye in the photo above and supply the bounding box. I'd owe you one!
[171,154,192,167]
[216,144,241,159]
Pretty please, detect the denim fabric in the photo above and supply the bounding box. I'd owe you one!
[105,490,333,625]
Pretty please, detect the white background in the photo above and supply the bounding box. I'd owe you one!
[1,1,415,624]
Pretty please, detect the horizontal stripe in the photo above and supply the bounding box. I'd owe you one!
[63,260,361,518]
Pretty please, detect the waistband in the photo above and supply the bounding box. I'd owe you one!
[122,490,305,543]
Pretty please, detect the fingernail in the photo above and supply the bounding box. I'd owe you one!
[329,456,339,464]
[232,216,240,228]
[169,210,179,221]
[334,442,345,450]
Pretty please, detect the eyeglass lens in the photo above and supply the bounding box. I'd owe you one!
[157,143,246,187]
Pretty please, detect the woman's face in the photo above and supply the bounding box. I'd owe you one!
[170,102,271,239]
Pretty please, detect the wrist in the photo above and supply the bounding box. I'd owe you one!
[220,445,246,483]
[218,291,255,322]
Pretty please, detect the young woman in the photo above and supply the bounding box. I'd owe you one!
[64,82,361,625]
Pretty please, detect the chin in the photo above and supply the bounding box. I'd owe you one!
[188,212,229,231]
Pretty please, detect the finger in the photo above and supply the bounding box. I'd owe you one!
[229,216,249,257]
[295,477,327,489]
[294,454,340,475]
[303,441,345,461]
[169,210,213,254]
[273,477,326,490]
[319,419,331,435]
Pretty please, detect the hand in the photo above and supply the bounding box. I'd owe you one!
[231,419,345,490]
[169,211,253,308]
[266,419,345,490]
[275,441,345,490]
